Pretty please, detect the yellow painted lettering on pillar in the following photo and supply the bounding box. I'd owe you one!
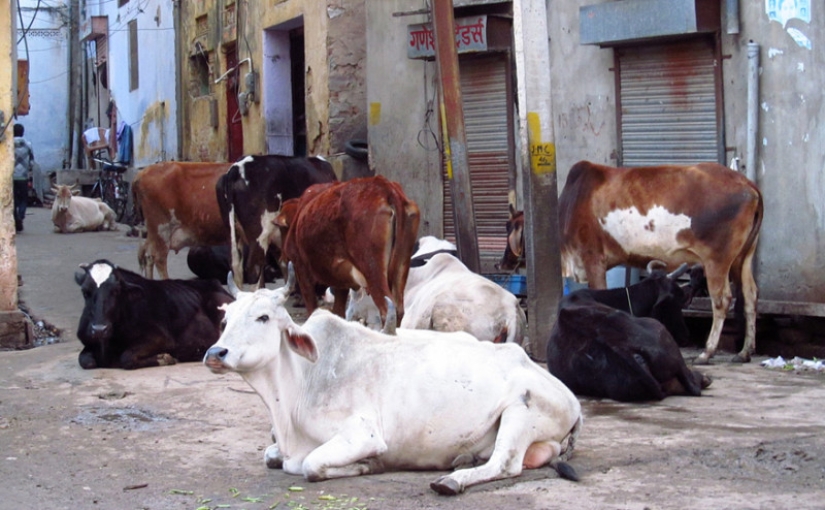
[369,103,381,126]
[440,100,453,180]
[527,112,556,175]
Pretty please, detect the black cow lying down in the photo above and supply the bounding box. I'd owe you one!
[75,259,234,369]
[547,291,710,402]
[570,263,693,345]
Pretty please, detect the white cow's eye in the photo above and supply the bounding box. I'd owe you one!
[257,314,269,323]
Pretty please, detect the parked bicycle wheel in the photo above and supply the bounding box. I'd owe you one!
[102,178,128,223]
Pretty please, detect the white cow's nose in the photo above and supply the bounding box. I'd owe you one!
[205,346,228,361]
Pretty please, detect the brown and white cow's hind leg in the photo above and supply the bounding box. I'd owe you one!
[430,403,567,495]
[694,264,733,364]
[732,243,759,363]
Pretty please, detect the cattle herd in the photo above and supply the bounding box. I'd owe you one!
[68,156,763,495]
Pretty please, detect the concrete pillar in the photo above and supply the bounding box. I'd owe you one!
[513,0,561,360]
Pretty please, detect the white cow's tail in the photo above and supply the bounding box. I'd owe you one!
[551,414,583,482]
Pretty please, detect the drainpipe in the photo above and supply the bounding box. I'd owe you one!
[746,41,759,183]
[173,0,183,161]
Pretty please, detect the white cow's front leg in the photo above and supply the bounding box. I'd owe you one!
[301,418,388,481]
[264,443,283,469]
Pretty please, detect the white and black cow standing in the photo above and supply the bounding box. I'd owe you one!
[75,260,234,370]
[204,267,582,495]
[216,155,338,289]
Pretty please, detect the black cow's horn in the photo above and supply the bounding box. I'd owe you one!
[380,297,397,336]
[667,263,690,279]
[646,260,667,273]
[285,262,296,294]
[226,271,241,297]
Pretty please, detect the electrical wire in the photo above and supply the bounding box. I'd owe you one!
[17,0,42,44]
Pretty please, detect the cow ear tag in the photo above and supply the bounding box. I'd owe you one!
[285,326,318,362]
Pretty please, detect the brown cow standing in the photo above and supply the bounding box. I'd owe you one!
[132,162,232,279]
[500,161,763,364]
[276,175,420,327]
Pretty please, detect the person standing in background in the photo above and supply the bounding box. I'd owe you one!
[13,123,34,232]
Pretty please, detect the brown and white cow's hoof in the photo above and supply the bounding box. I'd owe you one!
[430,475,462,496]
[693,352,712,365]
[731,352,751,363]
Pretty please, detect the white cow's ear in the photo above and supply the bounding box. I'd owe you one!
[284,325,318,362]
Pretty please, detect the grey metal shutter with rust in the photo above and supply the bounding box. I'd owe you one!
[443,53,513,270]
[616,38,723,167]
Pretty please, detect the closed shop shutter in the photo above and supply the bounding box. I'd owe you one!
[616,38,723,167]
[443,53,513,270]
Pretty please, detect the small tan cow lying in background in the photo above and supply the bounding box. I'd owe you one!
[51,184,117,233]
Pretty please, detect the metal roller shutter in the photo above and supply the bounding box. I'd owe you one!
[443,53,513,270]
[616,38,724,167]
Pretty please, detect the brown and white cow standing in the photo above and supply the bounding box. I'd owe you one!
[276,175,420,326]
[132,162,232,279]
[500,161,763,364]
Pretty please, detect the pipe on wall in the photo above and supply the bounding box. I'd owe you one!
[746,40,759,183]
[725,0,740,34]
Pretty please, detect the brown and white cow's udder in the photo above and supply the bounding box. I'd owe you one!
[599,205,692,261]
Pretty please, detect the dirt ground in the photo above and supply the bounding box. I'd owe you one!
[1,206,824,510]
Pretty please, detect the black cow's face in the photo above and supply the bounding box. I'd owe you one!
[75,261,127,368]
[650,280,691,346]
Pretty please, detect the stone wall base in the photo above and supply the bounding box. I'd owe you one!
[0,310,34,350]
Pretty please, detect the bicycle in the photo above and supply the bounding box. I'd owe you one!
[90,155,130,223]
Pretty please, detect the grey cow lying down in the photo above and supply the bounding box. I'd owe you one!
[204,268,583,495]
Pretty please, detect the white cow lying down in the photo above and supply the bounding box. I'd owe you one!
[204,272,582,495]
[51,184,117,233]
[347,247,527,346]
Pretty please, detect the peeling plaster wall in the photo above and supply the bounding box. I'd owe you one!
[545,0,825,302]
[15,1,70,174]
[720,0,824,302]
[545,3,617,182]
[103,0,177,167]
[365,0,444,237]
[181,0,359,164]
[327,0,367,152]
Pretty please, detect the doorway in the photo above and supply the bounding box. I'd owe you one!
[264,18,305,156]
[225,45,244,162]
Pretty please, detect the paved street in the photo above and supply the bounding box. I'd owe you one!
[2,205,825,510]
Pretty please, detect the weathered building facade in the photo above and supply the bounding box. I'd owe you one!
[178,0,368,179]
[15,0,70,175]
[79,0,178,168]
[367,0,825,312]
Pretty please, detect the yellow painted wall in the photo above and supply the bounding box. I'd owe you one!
[180,0,334,161]
[0,0,20,310]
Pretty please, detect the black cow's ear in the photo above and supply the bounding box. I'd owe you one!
[74,267,87,286]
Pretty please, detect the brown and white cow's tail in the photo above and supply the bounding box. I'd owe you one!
[730,184,764,347]
[385,180,421,325]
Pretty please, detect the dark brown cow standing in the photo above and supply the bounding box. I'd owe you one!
[276,175,420,326]
[500,161,763,364]
[132,162,232,279]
